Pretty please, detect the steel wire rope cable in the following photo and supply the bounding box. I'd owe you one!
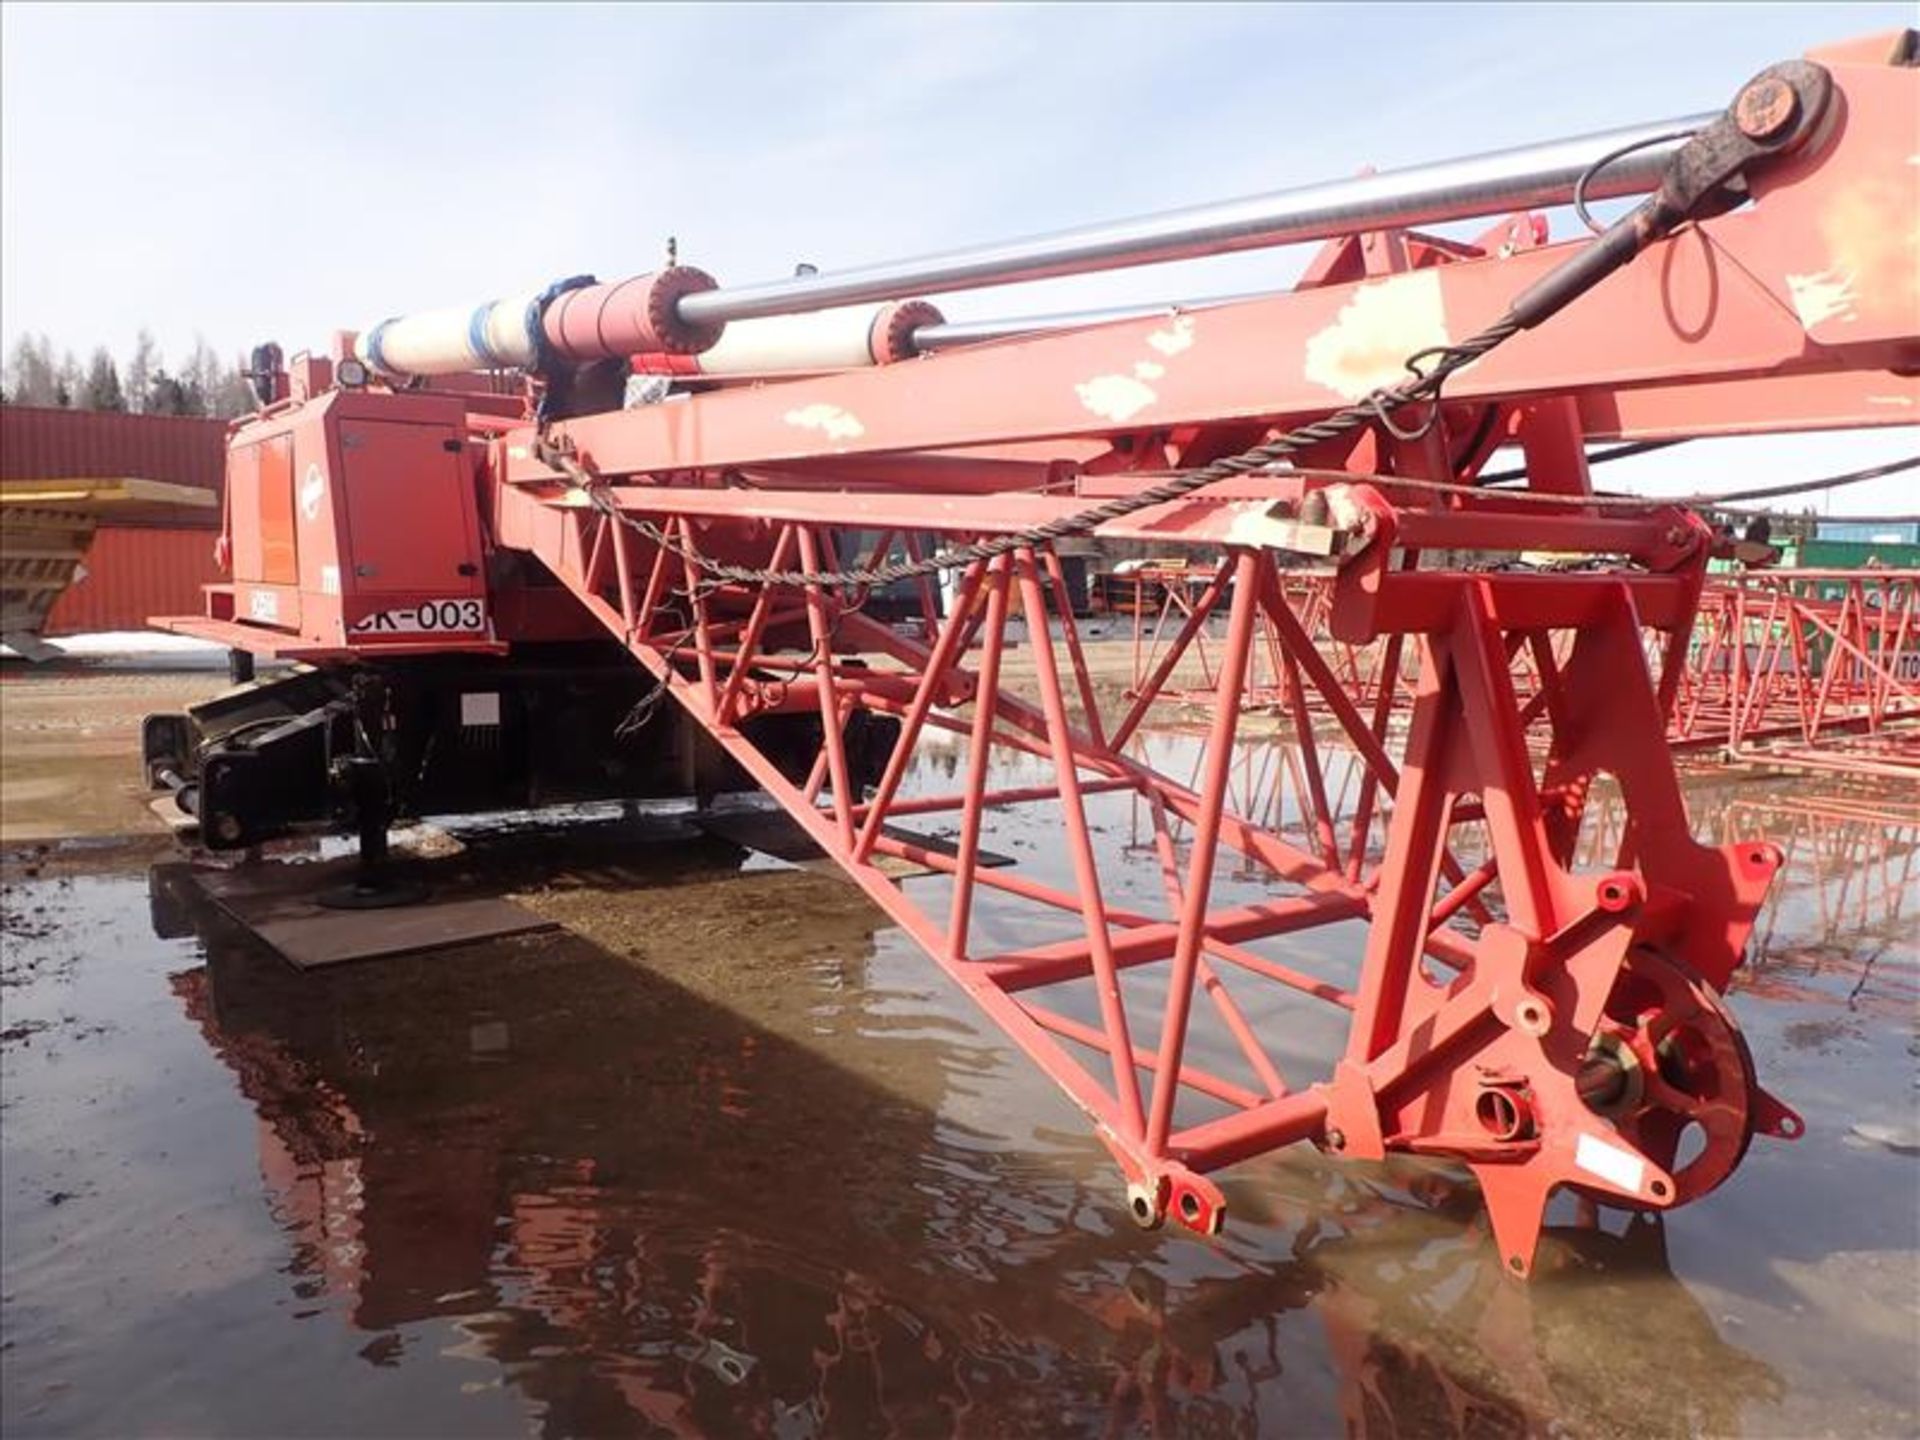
[544,365,1920,587]
[1481,449,1920,514]
[541,311,1524,592]
[1573,130,1703,235]
[1324,453,1920,513]
[1477,439,1680,484]
[538,118,1674,588]
[534,116,1913,586]
[1077,452,1920,514]
[1667,454,1920,513]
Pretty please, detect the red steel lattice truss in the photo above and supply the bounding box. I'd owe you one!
[1123,565,1920,777]
[1671,568,1920,775]
[166,34,1919,1275]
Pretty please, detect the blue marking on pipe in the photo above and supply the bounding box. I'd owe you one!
[468,302,503,367]
[364,318,400,377]
[527,274,597,377]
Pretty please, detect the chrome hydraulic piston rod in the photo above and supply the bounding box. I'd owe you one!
[910,292,1270,351]
[676,112,1712,326]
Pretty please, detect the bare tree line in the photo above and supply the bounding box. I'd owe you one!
[1,331,254,419]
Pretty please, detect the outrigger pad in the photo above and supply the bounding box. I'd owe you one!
[185,857,554,970]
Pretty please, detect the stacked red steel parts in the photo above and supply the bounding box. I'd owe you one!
[160,34,1920,1275]
[1671,568,1920,776]
[1128,565,1920,781]
[1121,569,1416,718]
[1124,735,1919,985]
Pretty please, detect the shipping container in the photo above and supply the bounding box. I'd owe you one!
[1783,536,1920,570]
[1815,519,1920,546]
[0,405,226,527]
[42,527,222,635]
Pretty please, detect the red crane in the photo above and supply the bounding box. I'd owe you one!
[147,32,1919,1275]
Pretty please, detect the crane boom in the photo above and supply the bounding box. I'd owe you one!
[148,31,1919,1277]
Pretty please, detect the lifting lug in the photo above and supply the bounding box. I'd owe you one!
[1509,59,1834,331]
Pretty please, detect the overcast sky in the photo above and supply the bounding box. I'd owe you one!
[3,2,1914,514]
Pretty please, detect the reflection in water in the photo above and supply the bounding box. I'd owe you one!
[1576,775,1919,961]
[144,833,1780,1438]
[1124,732,1919,996]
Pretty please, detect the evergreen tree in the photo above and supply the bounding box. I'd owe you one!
[125,330,159,415]
[53,350,80,408]
[145,370,193,416]
[4,334,58,406]
[179,336,221,417]
[5,332,256,415]
[80,348,126,411]
[208,353,256,419]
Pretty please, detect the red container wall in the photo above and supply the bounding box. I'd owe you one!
[1,406,227,527]
[43,528,223,635]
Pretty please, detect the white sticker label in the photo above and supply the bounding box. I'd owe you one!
[1575,1132,1647,1193]
[350,599,488,635]
[319,564,341,596]
[299,463,327,521]
[460,692,502,726]
[247,588,281,623]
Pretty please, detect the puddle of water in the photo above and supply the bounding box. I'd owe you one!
[1,747,1916,1437]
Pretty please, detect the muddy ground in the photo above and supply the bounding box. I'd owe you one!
[1,657,1916,1437]
[0,668,228,844]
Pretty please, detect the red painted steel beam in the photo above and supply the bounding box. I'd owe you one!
[512,60,1915,483]
[184,37,1920,1279]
